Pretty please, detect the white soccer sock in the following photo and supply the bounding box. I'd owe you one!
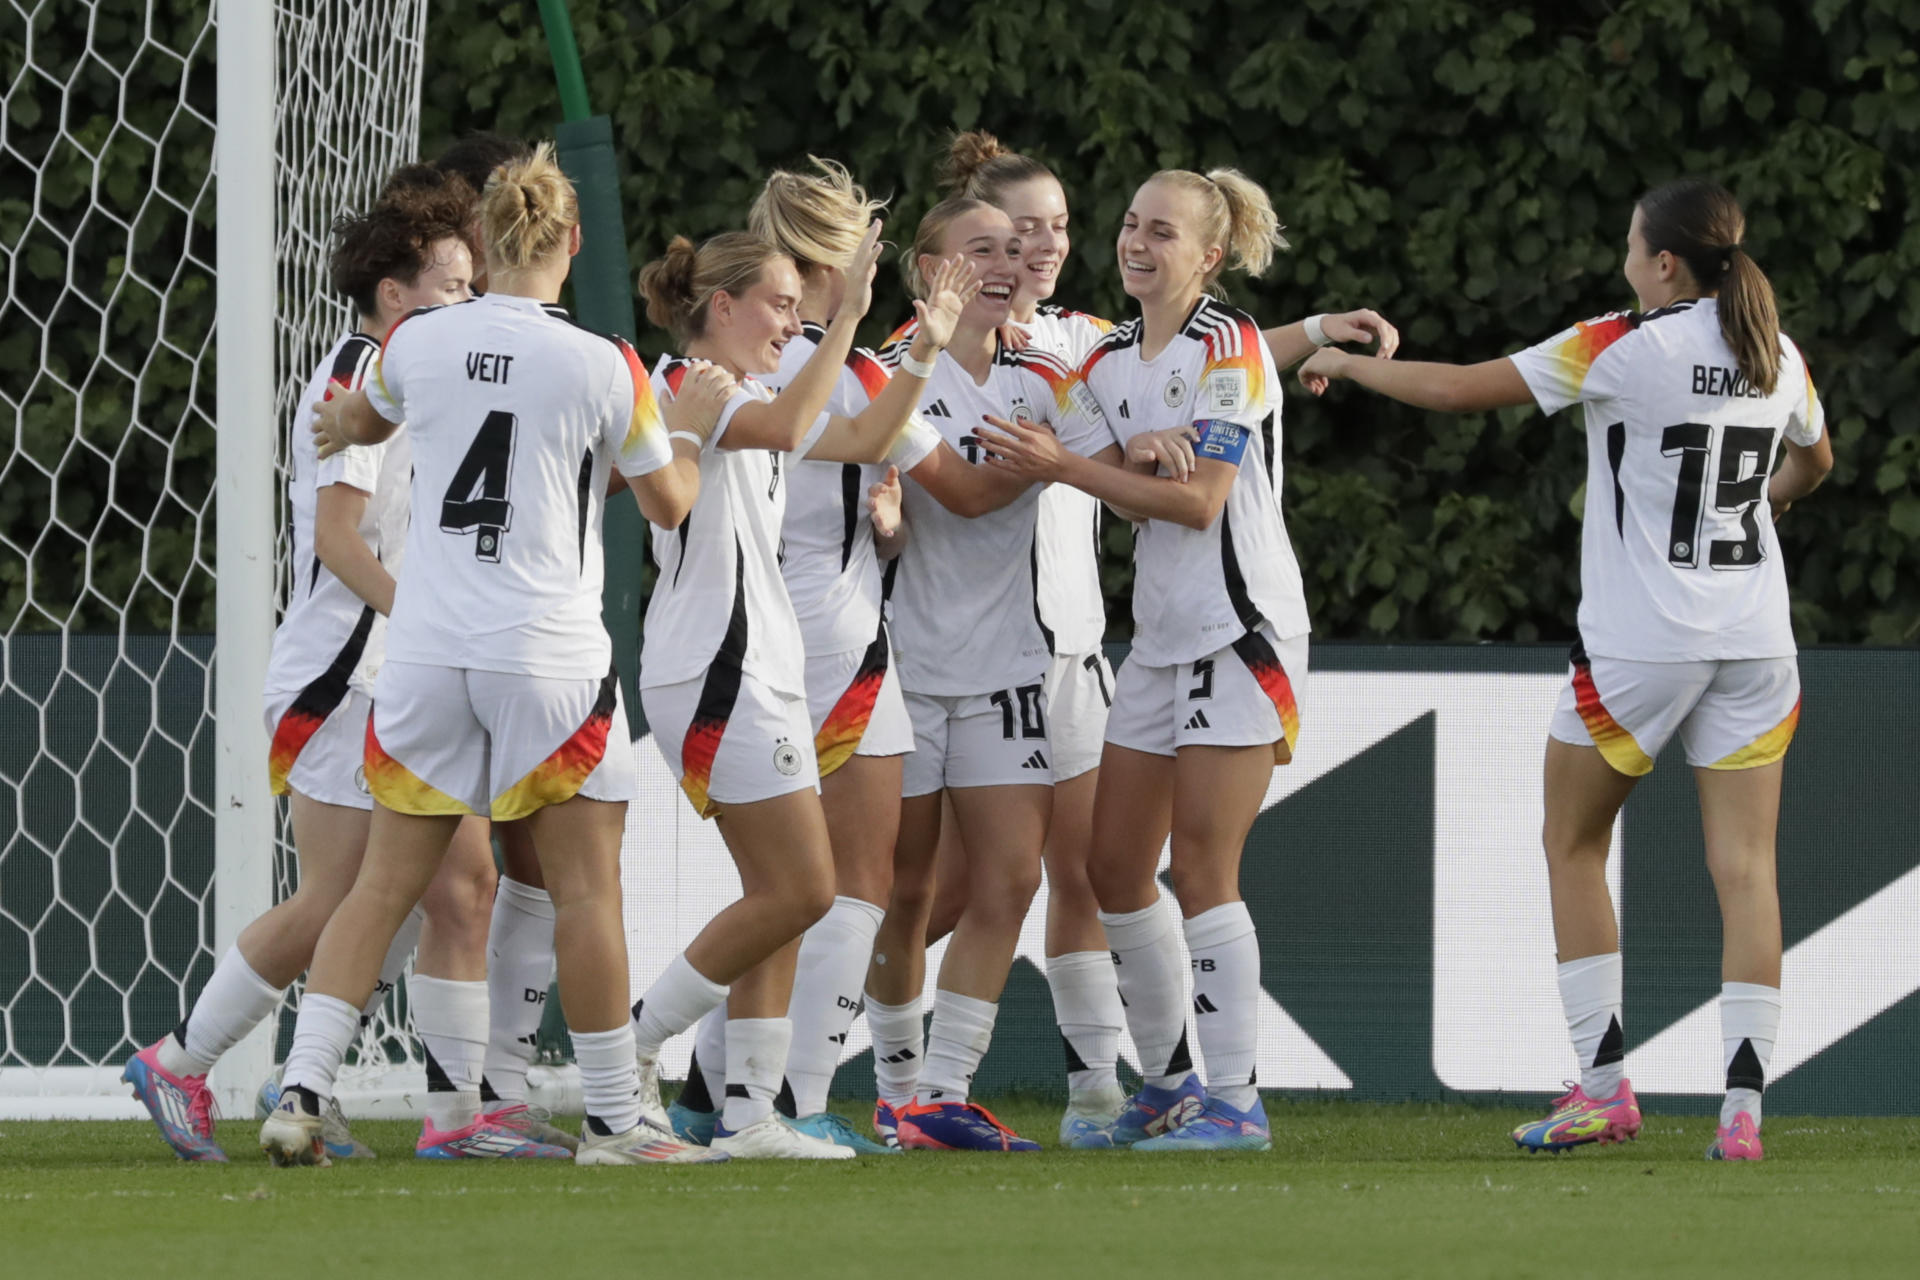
[786,895,885,1116]
[1184,903,1260,1110]
[573,1025,642,1137]
[686,1003,730,1111]
[1558,951,1625,1099]
[1100,901,1194,1090]
[721,1017,793,1132]
[1046,950,1125,1104]
[918,990,997,1104]
[280,992,363,1104]
[411,975,488,1131]
[481,876,554,1104]
[361,905,425,1030]
[864,992,923,1110]
[630,953,728,1061]
[163,945,284,1077]
[1720,982,1781,1127]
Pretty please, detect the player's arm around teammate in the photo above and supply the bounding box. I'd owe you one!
[1298,179,1830,1161]
[265,146,728,1169]
[979,169,1320,1152]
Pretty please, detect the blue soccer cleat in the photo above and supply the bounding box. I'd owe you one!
[667,1100,717,1146]
[873,1098,903,1149]
[896,1101,1041,1152]
[1111,1075,1208,1147]
[790,1111,898,1155]
[1133,1095,1273,1152]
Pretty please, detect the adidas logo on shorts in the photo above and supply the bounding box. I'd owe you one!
[1020,750,1049,770]
[1184,709,1211,731]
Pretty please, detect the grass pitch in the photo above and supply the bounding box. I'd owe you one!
[3,1099,1916,1279]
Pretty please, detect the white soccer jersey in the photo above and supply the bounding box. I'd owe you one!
[640,361,811,697]
[881,334,1110,695]
[1076,296,1310,667]
[768,323,931,657]
[363,292,674,680]
[264,332,409,703]
[1025,306,1117,655]
[1509,297,1825,661]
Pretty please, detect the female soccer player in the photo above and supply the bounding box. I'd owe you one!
[123,182,500,1163]
[260,144,731,1168]
[629,224,977,1159]
[977,167,1363,1151]
[861,197,1113,1153]
[1296,179,1830,1162]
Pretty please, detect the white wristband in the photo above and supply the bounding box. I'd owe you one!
[1304,314,1333,347]
[668,430,705,449]
[895,349,937,378]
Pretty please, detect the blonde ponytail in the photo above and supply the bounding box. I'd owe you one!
[479,140,578,273]
[748,156,884,274]
[1148,168,1288,292]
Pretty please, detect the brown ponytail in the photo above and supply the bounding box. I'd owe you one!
[638,231,788,345]
[939,130,1053,207]
[1636,178,1780,395]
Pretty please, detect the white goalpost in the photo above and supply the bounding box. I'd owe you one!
[0,0,469,1121]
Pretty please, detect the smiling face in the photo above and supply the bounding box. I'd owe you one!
[1116,178,1221,308]
[998,175,1069,308]
[921,204,1020,328]
[712,255,804,375]
[381,235,473,323]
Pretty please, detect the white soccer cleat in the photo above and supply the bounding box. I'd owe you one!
[576,1119,732,1166]
[635,1054,669,1132]
[259,1089,331,1168]
[711,1114,857,1160]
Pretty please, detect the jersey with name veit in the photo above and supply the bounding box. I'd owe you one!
[1076,296,1309,667]
[1508,297,1824,661]
[641,361,816,697]
[265,332,410,701]
[363,293,674,679]
[880,331,1111,695]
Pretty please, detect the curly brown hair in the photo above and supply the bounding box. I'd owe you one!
[330,181,474,319]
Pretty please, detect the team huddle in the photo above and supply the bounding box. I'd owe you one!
[121,129,1830,1165]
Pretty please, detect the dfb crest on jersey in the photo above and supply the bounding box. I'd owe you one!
[1163,373,1188,407]
[1010,397,1034,425]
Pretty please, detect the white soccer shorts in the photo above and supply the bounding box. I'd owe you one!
[265,686,373,810]
[645,668,821,819]
[1105,626,1308,764]
[1549,644,1800,777]
[367,661,635,820]
[1044,648,1115,783]
[805,626,913,778]
[902,682,1054,797]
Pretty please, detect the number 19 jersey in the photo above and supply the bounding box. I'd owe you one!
[364,292,675,679]
[1509,297,1825,662]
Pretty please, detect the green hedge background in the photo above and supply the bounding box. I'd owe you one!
[7,0,1920,643]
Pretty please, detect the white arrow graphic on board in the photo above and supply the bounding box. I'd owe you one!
[1625,861,1920,1091]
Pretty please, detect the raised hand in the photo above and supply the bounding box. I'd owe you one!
[867,465,903,538]
[839,219,886,322]
[910,254,982,353]
[1320,309,1400,359]
[972,413,1066,481]
[311,380,355,460]
[663,359,738,442]
[1127,426,1199,481]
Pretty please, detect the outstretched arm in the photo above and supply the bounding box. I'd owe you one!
[1263,308,1401,371]
[1297,347,1533,413]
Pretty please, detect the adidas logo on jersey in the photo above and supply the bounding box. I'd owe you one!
[1020,750,1049,770]
[925,398,952,418]
[1184,709,1211,730]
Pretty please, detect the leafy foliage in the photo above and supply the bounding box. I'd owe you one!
[10,1,1918,641]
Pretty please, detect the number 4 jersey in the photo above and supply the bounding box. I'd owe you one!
[364,293,674,678]
[1510,297,1825,662]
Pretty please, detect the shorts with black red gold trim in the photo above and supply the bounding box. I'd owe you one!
[805,624,913,778]
[1044,648,1115,783]
[365,661,634,820]
[1550,640,1800,777]
[265,686,373,810]
[902,680,1053,798]
[645,667,820,819]
[1104,625,1307,764]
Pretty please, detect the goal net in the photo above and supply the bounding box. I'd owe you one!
[0,0,434,1119]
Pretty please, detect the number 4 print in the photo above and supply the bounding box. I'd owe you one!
[1656,422,1774,570]
[441,410,516,562]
